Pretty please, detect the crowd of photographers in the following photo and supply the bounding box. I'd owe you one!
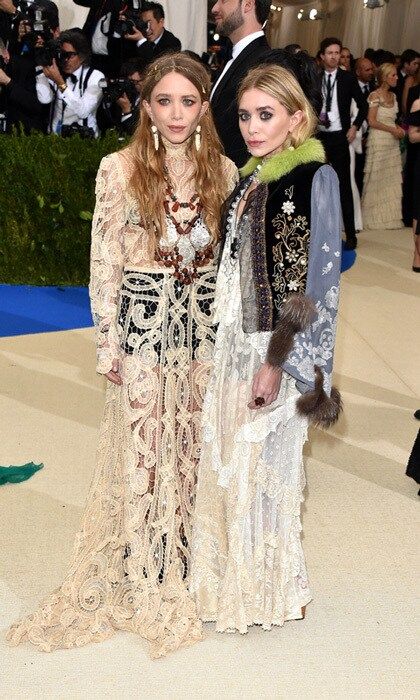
[0,0,181,137]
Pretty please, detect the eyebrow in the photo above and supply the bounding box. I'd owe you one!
[155,93,198,99]
[238,106,275,112]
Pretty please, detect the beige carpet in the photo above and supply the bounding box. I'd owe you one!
[1,227,419,699]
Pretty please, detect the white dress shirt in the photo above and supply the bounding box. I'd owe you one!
[91,12,111,56]
[210,30,265,100]
[319,68,342,132]
[36,65,105,137]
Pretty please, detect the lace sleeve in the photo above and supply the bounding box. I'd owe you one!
[221,155,239,193]
[89,154,125,374]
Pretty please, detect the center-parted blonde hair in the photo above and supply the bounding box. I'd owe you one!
[377,62,396,87]
[238,64,318,149]
[129,52,229,245]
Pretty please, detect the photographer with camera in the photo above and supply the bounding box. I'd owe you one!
[36,28,105,137]
[122,2,181,66]
[99,56,144,135]
[0,1,59,133]
[73,0,126,78]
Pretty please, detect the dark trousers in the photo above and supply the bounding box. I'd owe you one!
[318,130,356,239]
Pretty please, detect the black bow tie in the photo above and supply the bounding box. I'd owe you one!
[63,73,78,85]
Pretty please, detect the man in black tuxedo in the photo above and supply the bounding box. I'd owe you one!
[210,0,271,167]
[395,48,419,116]
[354,56,374,196]
[317,37,368,250]
[123,2,181,67]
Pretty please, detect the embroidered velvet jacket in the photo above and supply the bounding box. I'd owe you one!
[221,139,342,427]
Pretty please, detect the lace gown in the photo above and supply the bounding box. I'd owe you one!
[190,196,312,634]
[362,96,402,229]
[7,141,237,658]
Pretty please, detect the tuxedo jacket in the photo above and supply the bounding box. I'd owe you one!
[211,35,271,167]
[135,29,181,65]
[334,68,368,133]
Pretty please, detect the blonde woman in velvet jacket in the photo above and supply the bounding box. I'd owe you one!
[191,65,342,634]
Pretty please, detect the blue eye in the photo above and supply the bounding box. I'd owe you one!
[239,113,249,121]
[183,98,196,106]
[260,111,273,120]
[158,98,169,105]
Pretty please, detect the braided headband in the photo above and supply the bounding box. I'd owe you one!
[152,60,207,96]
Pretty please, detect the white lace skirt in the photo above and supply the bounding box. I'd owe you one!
[190,260,312,633]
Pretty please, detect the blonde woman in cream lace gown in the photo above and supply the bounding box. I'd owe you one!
[362,63,404,230]
[7,54,236,658]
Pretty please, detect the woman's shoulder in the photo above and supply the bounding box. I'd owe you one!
[368,89,381,105]
[98,148,135,181]
[411,97,420,112]
[219,154,239,188]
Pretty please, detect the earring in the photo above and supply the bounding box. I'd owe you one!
[195,124,202,151]
[151,124,159,151]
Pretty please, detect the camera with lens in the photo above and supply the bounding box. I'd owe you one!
[100,76,138,110]
[113,0,148,39]
[15,4,60,66]
[61,122,96,139]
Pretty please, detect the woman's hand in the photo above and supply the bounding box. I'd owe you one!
[392,125,405,140]
[248,362,282,410]
[105,359,122,385]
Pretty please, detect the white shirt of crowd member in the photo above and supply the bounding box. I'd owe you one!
[92,12,111,56]
[36,41,104,137]
[319,44,342,132]
[319,42,357,144]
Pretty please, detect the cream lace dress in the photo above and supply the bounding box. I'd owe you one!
[362,95,402,229]
[190,194,312,634]
[7,140,237,658]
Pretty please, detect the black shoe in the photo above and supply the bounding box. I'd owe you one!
[414,409,420,420]
[412,266,420,273]
[344,236,357,250]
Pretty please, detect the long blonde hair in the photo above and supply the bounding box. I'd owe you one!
[129,53,228,245]
[238,64,317,149]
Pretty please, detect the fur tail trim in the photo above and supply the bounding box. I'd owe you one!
[266,294,316,368]
[296,366,343,428]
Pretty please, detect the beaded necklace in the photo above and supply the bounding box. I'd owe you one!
[155,176,213,285]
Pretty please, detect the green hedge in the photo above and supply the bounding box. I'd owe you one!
[0,130,123,285]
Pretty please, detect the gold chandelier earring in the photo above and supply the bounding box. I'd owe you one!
[151,124,159,151]
[195,124,202,151]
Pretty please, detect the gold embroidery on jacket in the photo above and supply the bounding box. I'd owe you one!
[271,185,310,310]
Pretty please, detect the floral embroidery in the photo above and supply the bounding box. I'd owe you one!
[282,201,295,215]
[321,242,330,252]
[322,262,333,275]
[271,185,310,310]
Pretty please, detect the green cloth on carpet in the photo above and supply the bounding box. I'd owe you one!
[0,462,43,485]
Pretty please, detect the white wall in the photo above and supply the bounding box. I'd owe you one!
[55,0,208,55]
[267,0,420,56]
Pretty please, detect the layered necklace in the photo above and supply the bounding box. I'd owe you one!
[155,172,213,285]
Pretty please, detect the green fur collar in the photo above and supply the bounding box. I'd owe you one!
[239,137,325,183]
